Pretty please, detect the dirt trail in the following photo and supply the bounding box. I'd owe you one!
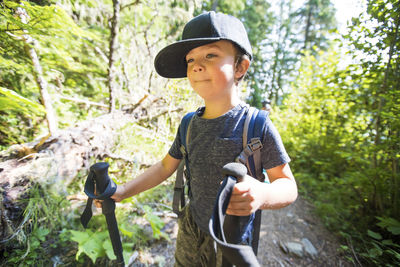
[133,196,352,267]
[257,197,351,266]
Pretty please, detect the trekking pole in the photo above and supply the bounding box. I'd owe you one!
[80,162,124,266]
[209,162,260,267]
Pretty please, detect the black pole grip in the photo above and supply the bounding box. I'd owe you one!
[222,162,247,181]
[82,162,124,266]
[209,162,260,267]
[90,162,110,193]
[222,162,248,244]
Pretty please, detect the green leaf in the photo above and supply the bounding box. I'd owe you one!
[381,239,400,248]
[376,217,400,235]
[34,227,50,241]
[387,227,400,235]
[69,229,91,244]
[70,229,108,263]
[102,239,116,260]
[368,230,382,240]
[143,205,168,240]
[78,235,104,263]
[368,247,383,257]
[0,86,45,114]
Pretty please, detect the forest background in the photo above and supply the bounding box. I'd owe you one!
[0,0,399,266]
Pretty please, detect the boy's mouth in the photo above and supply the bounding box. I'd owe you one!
[194,79,211,83]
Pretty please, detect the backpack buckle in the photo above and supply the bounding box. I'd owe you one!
[180,145,187,158]
[235,138,263,165]
[248,138,263,152]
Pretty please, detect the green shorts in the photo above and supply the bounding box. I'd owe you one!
[174,205,222,267]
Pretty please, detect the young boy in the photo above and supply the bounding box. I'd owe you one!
[111,11,297,266]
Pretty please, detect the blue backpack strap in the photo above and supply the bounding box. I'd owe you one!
[249,109,269,181]
[234,106,270,256]
[248,108,269,255]
[173,112,196,216]
[179,112,196,153]
[237,107,267,181]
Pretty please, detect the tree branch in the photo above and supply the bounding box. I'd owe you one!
[137,107,183,124]
[58,95,108,108]
[121,0,141,11]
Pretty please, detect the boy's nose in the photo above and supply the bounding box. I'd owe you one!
[192,63,204,72]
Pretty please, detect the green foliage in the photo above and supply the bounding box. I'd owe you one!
[275,0,400,262]
[69,229,132,264]
[5,227,50,266]
[376,217,400,236]
[2,183,73,266]
[196,0,246,16]
[68,205,168,264]
[0,86,45,147]
[295,0,337,52]
[362,217,400,265]
[119,222,150,245]
[0,86,45,114]
[1,0,108,145]
[1,0,196,146]
[143,205,169,240]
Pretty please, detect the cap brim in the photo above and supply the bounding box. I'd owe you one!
[154,38,221,78]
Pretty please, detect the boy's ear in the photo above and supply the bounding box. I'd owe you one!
[235,57,250,79]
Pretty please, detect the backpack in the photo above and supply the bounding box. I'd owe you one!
[172,105,269,255]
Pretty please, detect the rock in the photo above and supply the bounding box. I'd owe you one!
[128,251,139,266]
[279,238,318,260]
[301,238,318,259]
[280,241,304,257]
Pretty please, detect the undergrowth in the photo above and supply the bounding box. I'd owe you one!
[1,183,73,266]
[1,120,177,266]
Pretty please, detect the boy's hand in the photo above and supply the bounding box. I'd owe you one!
[111,184,126,202]
[226,175,266,216]
[93,184,126,207]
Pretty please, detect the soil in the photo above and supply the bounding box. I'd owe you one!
[131,197,353,267]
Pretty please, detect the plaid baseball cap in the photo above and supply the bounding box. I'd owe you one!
[154,11,252,78]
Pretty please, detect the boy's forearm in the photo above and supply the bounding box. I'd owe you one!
[121,156,179,199]
[260,178,298,210]
[121,161,164,198]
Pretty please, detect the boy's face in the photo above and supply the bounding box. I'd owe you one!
[185,40,247,103]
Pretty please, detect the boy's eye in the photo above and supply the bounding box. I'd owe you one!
[206,53,216,59]
[186,58,194,64]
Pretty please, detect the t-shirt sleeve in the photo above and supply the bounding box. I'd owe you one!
[168,123,184,160]
[261,116,291,170]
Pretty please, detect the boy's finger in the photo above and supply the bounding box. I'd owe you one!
[232,182,250,194]
[226,203,252,216]
[94,199,103,208]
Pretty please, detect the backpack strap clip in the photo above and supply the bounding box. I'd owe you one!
[173,160,187,217]
[236,137,263,179]
[248,138,263,152]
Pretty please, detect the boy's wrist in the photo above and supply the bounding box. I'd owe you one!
[118,184,127,200]
[259,182,272,210]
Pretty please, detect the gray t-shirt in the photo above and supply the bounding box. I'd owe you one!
[169,103,290,233]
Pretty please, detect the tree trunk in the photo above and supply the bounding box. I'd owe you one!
[303,0,312,50]
[16,7,58,135]
[372,12,399,212]
[108,0,121,113]
[387,14,400,216]
[211,0,219,11]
